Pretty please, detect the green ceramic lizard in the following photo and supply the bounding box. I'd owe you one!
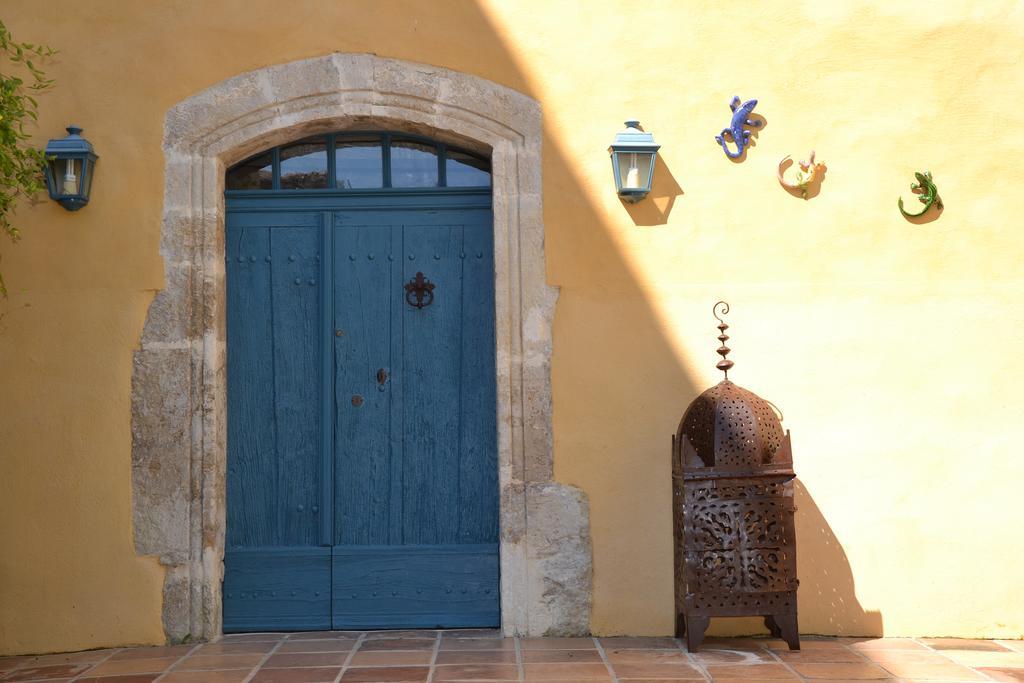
[898,171,943,218]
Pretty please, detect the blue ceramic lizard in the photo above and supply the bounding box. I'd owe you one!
[715,96,762,159]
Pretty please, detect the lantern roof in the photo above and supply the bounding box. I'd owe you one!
[44,126,97,158]
[610,120,660,151]
[674,302,792,475]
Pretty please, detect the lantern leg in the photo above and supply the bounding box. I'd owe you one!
[767,613,800,650]
[682,615,710,652]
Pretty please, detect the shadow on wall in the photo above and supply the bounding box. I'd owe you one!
[624,156,685,226]
[793,479,883,636]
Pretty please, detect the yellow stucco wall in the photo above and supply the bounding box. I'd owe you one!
[1,0,1022,654]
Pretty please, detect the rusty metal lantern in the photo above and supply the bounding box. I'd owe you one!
[672,302,800,651]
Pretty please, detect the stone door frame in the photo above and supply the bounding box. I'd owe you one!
[131,53,591,642]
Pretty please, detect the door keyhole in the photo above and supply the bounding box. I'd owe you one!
[376,368,389,391]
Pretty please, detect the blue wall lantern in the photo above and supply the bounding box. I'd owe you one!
[43,126,98,211]
[609,120,660,203]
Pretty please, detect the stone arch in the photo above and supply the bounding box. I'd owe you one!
[130,53,591,641]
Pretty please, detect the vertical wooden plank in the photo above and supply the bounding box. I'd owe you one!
[388,222,404,545]
[401,220,464,545]
[458,212,499,543]
[270,225,321,546]
[226,222,278,547]
[320,213,334,547]
[225,210,331,632]
[334,218,395,545]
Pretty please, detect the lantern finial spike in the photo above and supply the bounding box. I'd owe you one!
[713,300,734,379]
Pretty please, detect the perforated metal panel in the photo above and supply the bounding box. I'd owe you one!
[679,381,784,469]
[672,381,800,652]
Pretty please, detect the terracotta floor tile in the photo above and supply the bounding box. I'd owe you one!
[980,667,1024,682]
[110,645,196,659]
[876,658,987,680]
[858,650,946,664]
[173,653,264,670]
[348,650,433,666]
[160,671,254,683]
[262,652,350,668]
[439,638,516,652]
[765,638,844,650]
[193,641,277,655]
[277,640,358,653]
[522,662,612,679]
[357,639,436,652]
[939,650,1024,668]
[339,666,430,682]
[598,637,680,649]
[14,650,116,667]
[0,657,30,673]
[83,657,180,675]
[789,662,892,679]
[773,649,866,663]
[605,649,690,664]
[435,650,518,664]
[250,667,343,682]
[617,679,707,683]
[610,662,704,679]
[432,663,520,680]
[703,638,772,651]
[522,649,602,663]
[520,637,596,650]
[75,676,161,683]
[705,663,799,679]
[845,638,927,651]
[222,633,286,642]
[693,648,776,664]
[999,641,1024,654]
[287,631,357,640]
[2,663,94,681]
[441,629,504,639]
[363,631,437,640]
[920,638,1014,652]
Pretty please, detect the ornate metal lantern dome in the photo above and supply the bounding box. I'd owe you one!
[672,302,800,652]
[677,380,786,471]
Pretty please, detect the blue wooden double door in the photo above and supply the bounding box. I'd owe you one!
[224,192,498,632]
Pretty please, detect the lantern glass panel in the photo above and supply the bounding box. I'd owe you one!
[47,157,81,196]
[81,158,94,198]
[617,151,654,192]
[45,157,60,197]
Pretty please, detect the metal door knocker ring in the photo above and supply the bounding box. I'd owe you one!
[404,271,435,309]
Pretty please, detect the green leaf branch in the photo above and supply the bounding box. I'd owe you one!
[0,19,55,296]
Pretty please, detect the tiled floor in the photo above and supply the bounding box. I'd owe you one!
[2,631,1023,683]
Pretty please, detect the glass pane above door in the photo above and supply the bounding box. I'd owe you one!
[335,137,384,189]
[390,140,439,188]
[446,149,491,187]
[280,137,328,189]
[226,152,273,190]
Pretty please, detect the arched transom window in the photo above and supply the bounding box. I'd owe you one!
[226,132,491,191]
